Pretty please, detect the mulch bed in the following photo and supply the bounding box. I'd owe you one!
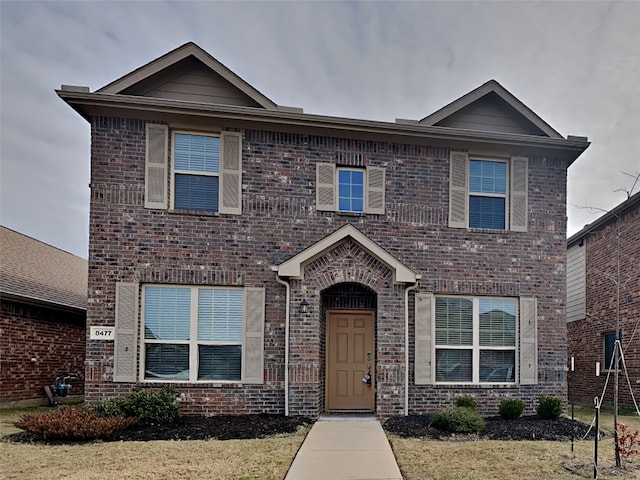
[5,413,599,444]
[383,414,600,441]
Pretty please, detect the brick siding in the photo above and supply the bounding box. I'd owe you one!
[568,203,640,408]
[1,301,85,403]
[86,117,572,417]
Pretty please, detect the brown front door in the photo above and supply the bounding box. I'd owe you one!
[326,310,375,411]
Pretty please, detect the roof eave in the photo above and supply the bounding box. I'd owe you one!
[56,90,590,163]
[1,291,87,315]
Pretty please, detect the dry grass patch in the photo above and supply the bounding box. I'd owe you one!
[2,433,307,480]
[1,407,309,480]
[389,408,640,480]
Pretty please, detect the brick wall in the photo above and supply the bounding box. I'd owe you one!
[1,300,85,403]
[86,117,571,417]
[568,203,640,408]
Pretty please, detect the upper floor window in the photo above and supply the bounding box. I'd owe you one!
[316,163,385,214]
[144,124,242,215]
[173,133,220,212]
[449,152,528,232]
[469,159,507,229]
[338,168,365,212]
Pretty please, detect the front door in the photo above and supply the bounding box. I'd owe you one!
[326,310,375,411]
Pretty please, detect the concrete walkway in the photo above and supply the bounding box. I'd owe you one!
[284,417,403,480]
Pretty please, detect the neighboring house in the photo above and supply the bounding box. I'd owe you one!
[0,226,87,405]
[567,192,640,408]
[57,42,590,418]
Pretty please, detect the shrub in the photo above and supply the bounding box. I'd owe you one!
[616,422,640,467]
[454,396,477,411]
[93,386,180,426]
[499,398,525,419]
[536,395,562,419]
[430,406,486,434]
[15,406,137,441]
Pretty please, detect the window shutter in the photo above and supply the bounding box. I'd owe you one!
[316,163,336,211]
[365,166,385,214]
[145,124,168,209]
[519,297,538,385]
[220,132,242,215]
[243,287,265,384]
[415,293,433,385]
[448,151,468,228]
[114,282,139,383]
[510,156,528,232]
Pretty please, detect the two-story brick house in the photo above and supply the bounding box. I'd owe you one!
[567,192,639,407]
[57,42,589,418]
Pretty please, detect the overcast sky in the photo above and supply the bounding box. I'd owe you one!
[1,0,638,259]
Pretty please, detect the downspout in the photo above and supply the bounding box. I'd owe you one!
[272,267,291,416]
[404,277,421,416]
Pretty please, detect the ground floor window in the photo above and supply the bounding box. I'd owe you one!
[603,331,622,371]
[142,285,243,382]
[434,296,516,384]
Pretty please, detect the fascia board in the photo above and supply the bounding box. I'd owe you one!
[56,90,589,161]
[277,224,417,284]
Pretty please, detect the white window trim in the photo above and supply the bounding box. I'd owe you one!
[468,157,510,230]
[170,130,221,212]
[433,295,518,385]
[140,284,244,384]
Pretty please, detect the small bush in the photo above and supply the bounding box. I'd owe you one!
[499,398,525,419]
[454,396,477,411]
[430,406,486,433]
[93,386,180,426]
[15,407,137,441]
[536,395,562,419]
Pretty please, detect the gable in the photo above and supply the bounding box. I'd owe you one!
[275,224,417,284]
[432,92,548,136]
[97,42,278,110]
[118,57,264,108]
[418,80,563,139]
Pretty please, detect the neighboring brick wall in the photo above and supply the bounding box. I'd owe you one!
[86,117,571,417]
[0,300,85,403]
[568,202,640,408]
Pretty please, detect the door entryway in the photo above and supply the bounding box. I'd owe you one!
[326,310,375,411]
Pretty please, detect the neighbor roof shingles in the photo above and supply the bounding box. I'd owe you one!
[0,226,87,311]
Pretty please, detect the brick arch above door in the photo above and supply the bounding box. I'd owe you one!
[274,224,417,288]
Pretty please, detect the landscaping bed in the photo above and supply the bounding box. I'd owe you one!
[383,414,598,441]
[5,411,597,444]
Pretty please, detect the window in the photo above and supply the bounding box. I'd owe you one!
[449,152,528,231]
[469,159,507,229]
[144,124,242,214]
[316,163,385,214]
[338,168,365,212]
[142,286,245,382]
[173,133,220,212]
[434,296,516,384]
[604,331,622,371]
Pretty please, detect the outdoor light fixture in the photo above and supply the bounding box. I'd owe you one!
[300,299,310,314]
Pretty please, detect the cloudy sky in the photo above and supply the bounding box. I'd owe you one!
[1,0,638,258]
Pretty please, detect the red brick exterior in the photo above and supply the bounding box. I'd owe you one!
[0,300,85,403]
[568,198,640,408]
[83,115,573,418]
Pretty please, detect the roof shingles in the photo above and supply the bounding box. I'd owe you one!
[0,227,87,311]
